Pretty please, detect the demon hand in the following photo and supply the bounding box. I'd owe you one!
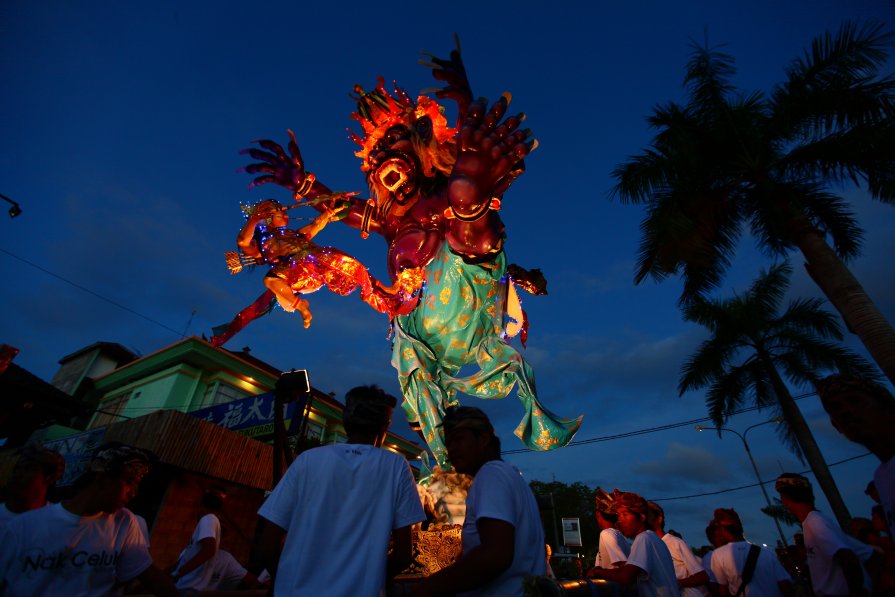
[419,34,473,126]
[448,95,535,220]
[243,129,318,195]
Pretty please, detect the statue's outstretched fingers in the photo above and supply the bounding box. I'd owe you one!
[242,148,279,164]
[248,174,278,189]
[287,129,305,166]
[481,95,509,129]
[257,139,288,161]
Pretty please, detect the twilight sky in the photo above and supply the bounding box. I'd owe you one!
[2,0,894,550]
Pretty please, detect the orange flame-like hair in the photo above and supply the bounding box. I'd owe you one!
[350,77,457,171]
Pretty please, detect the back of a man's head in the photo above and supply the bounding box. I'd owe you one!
[816,375,895,458]
[712,507,744,539]
[73,442,155,491]
[594,487,618,525]
[775,473,815,505]
[647,500,664,531]
[817,374,893,410]
[342,385,397,438]
[14,445,66,484]
[443,405,501,456]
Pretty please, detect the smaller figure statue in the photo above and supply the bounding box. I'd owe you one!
[211,199,423,347]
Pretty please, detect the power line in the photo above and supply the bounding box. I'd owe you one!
[652,452,872,502]
[0,247,184,337]
[502,392,815,455]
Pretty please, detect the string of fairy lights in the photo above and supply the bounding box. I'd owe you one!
[2,246,874,503]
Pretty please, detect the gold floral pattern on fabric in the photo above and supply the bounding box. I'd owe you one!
[392,242,581,467]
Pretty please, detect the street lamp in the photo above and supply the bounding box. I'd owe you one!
[0,193,22,218]
[695,417,788,547]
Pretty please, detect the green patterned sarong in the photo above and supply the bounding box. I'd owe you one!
[392,242,582,467]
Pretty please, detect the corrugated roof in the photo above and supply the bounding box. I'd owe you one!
[103,409,274,489]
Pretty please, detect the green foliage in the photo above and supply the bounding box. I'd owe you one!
[679,263,880,456]
[612,20,895,302]
[529,480,598,565]
[761,498,800,527]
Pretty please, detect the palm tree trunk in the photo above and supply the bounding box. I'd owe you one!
[787,213,895,386]
[763,357,852,530]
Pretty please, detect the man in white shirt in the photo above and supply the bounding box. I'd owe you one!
[587,491,678,596]
[171,487,226,590]
[413,406,546,596]
[256,385,424,596]
[817,374,895,540]
[585,487,630,576]
[0,445,65,529]
[649,501,710,596]
[708,507,793,596]
[208,549,263,590]
[0,442,178,596]
[776,473,872,596]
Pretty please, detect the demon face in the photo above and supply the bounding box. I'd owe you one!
[351,80,456,207]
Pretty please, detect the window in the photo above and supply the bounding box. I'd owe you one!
[206,382,252,406]
[305,422,323,442]
[91,393,130,428]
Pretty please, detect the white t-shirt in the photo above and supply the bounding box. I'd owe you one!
[710,541,791,596]
[258,443,424,596]
[0,502,152,596]
[661,532,706,597]
[209,549,247,590]
[874,456,895,538]
[123,508,150,547]
[0,504,15,530]
[0,500,51,530]
[459,460,546,596]
[626,530,679,597]
[174,512,221,590]
[802,510,871,596]
[596,527,630,568]
[702,550,716,583]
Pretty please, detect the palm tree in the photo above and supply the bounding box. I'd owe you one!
[612,21,895,385]
[761,498,800,528]
[679,263,880,530]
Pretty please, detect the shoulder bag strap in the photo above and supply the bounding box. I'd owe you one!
[733,543,762,597]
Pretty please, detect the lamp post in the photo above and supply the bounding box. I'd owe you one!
[0,193,22,218]
[695,418,788,547]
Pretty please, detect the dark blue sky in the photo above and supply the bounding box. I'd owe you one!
[2,1,893,548]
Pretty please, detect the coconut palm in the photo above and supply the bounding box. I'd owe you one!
[612,21,895,385]
[679,262,880,529]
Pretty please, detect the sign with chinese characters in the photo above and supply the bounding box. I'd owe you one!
[43,428,107,487]
[189,392,301,439]
[562,517,582,547]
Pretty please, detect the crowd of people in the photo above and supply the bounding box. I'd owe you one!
[581,374,895,597]
[0,373,891,596]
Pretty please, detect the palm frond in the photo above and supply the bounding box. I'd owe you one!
[779,121,895,202]
[748,363,777,410]
[684,42,738,115]
[632,188,741,299]
[772,407,805,463]
[705,364,752,425]
[679,335,737,394]
[776,297,844,340]
[772,21,895,139]
[611,148,674,205]
[761,498,801,527]
[798,187,864,259]
[741,182,801,257]
[745,263,790,316]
